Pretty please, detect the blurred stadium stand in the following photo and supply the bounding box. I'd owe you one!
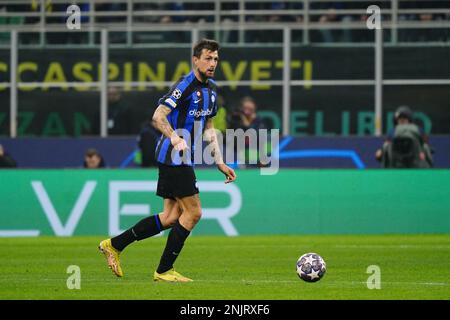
[0,0,449,45]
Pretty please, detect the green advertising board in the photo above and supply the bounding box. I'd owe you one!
[0,169,448,236]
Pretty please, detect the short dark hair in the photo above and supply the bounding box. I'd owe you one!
[193,39,219,58]
[240,96,256,107]
[394,105,413,124]
[85,148,100,157]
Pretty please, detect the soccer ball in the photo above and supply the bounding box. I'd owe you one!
[296,253,326,282]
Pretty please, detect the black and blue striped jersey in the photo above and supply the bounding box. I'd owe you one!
[155,70,218,166]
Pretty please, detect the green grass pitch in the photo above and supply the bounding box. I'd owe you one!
[0,235,449,300]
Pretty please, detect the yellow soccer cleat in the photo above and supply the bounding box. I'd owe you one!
[153,268,193,283]
[98,239,123,277]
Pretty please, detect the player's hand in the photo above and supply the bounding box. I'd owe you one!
[419,152,425,161]
[170,132,188,151]
[375,149,383,161]
[217,164,236,184]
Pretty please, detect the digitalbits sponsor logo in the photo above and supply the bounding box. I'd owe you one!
[189,109,212,117]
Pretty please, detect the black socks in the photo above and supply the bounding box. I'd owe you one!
[110,216,191,274]
[111,214,163,252]
[157,220,191,274]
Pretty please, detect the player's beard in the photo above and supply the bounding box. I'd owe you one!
[198,69,213,82]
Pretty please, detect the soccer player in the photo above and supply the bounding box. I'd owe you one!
[99,39,236,282]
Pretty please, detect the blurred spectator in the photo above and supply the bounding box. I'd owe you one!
[1,0,448,46]
[219,2,239,43]
[93,86,133,135]
[398,0,448,42]
[159,15,186,43]
[417,13,434,41]
[29,0,55,23]
[189,1,214,23]
[316,8,342,43]
[220,17,236,43]
[253,2,292,43]
[134,2,160,23]
[21,1,50,44]
[107,86,133,135]
[136,118,160,168]
[95,0,127,43]
[446,12,450,42]
[134,2,187,43]
[352,13,373,43]
[45,2,90,44]
[340,14,354,43]
[0,5,10,44]
[268,1,286,23]
[375,106,433,168]
[415,12,447,42]
[161,2,186,23]
[287,1,304,25]
[229,96,266,167]
[310,1,346,43]
[229,96,266,131]
[83,148,106,168]
[95,0,126,23]
[0,144,17,168]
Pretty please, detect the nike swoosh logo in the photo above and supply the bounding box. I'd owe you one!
[194,99,202,103]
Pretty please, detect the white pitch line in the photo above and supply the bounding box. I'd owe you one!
[333,245,450,249]
[0,230,40,237]
[192,280,450,287]
[0,278,448,288]
[189,244,450,250]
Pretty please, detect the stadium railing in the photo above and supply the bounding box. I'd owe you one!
[0,0,449,47]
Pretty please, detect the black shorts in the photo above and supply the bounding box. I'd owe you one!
[156,163,199,199]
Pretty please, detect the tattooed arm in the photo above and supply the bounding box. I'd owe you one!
[204,118,224,164]
[152,105,187,151]
[204,118,236,184]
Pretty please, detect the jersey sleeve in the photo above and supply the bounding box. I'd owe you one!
[158,80,186,110]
